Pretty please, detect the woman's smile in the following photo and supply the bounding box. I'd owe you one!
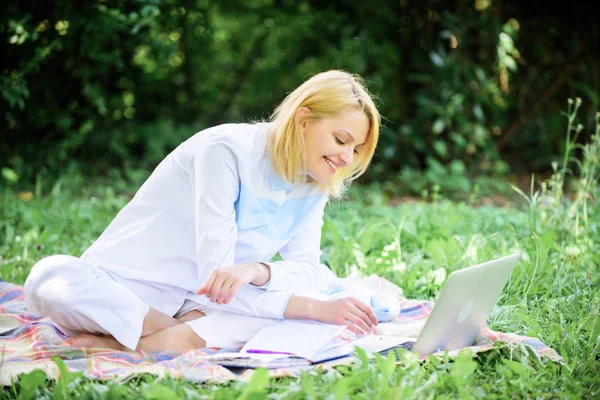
[324,156,340,173]
[301,107,369,184]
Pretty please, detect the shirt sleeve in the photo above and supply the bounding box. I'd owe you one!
[203,285,294,320]
[258,196,338,293]
[190,136,240,291]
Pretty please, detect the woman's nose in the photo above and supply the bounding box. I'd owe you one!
[339,149,353,166]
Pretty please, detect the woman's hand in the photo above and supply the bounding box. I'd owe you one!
[312,297,378,335]
[197,263,270,304]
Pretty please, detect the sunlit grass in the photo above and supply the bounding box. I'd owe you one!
[1,167,598,398]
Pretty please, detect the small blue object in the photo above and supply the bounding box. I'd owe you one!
[370,291,401,322]
[324,281,400,323]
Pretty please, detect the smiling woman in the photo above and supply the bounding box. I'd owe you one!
[268,70,380,197]
[23,70,384,353]
[300,108,369,185]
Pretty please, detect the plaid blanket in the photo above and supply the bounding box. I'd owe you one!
[0,277,562,386]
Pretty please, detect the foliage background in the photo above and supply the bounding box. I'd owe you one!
[2,1,600,397]
[1,0,599,191]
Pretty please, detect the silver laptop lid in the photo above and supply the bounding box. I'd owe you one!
[411,253,520,356]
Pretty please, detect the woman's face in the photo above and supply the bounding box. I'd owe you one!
[298,107,370,184]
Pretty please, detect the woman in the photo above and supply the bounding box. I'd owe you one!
[24,70,382,353]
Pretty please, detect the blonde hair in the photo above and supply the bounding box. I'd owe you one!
[267,70,380,197]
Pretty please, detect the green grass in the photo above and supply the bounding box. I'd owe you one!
[0,168,598,399]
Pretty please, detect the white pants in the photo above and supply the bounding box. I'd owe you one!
[24,255,277,350]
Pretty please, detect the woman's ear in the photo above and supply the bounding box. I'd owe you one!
[294,107,309,132]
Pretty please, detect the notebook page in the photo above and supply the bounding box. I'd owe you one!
[241,320,347,359]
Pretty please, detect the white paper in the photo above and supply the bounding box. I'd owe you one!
[310,335,417,363]
[241,320,347,359]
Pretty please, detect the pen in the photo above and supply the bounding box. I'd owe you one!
[246,349,295,355]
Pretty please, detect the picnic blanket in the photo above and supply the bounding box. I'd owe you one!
[0,276,562,385]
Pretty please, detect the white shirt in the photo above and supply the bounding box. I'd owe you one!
[81,123,338,319]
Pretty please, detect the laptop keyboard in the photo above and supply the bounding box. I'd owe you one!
[379,341,415,357]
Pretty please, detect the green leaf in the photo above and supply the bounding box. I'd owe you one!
[449,160,466,175]
[499,32,515,52]
[508,183,532,206]
[451,349,477,378]
[502,359,530,377]
[432,119,445,135]
[587,313,600,343]
[334,375,352,400]
[142,384,179,400]
[451,359,477,378]
[2,167,19,183]
[427,354,441,367]
[503,55,517,71]
[52,356,73,400]
[473,104,484,121]
[354,346,370,368]
[395,348,419,368]
[299,373,317,398]
[239,368,269,400]
[433,140,447,158]
[17,370,47,400]
[383,350,397,379]
[430,51,444,67]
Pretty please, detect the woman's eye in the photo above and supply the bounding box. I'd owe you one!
[334,137,344,145]
[354,149,359,155]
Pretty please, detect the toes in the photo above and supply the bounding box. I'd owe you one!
[61,334,100,348]
[61,334,125,351]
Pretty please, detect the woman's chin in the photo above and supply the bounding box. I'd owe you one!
[315,175,334,185]
[307,171,331,185]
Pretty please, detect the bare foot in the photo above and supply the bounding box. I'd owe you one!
[176,310,206,323]
[62,333,125,351]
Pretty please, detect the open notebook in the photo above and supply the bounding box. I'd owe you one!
[203,319,415,369]
[203,281,405,369]
[204,336,416,369]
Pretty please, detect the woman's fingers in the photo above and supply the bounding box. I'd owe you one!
[223,281,242,304]
[350,305,374,332]
[208,274,228,302]
[216,280,235,304]
[345,311,371,333]
[198,264,259,302]
[198,269,246,303]
[352,298,378,326]
[344,320,363,335]
[197,271,217,295]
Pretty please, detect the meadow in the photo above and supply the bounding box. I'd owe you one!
[0,159,598,398]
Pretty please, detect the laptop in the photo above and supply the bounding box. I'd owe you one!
[376,253,521,357]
